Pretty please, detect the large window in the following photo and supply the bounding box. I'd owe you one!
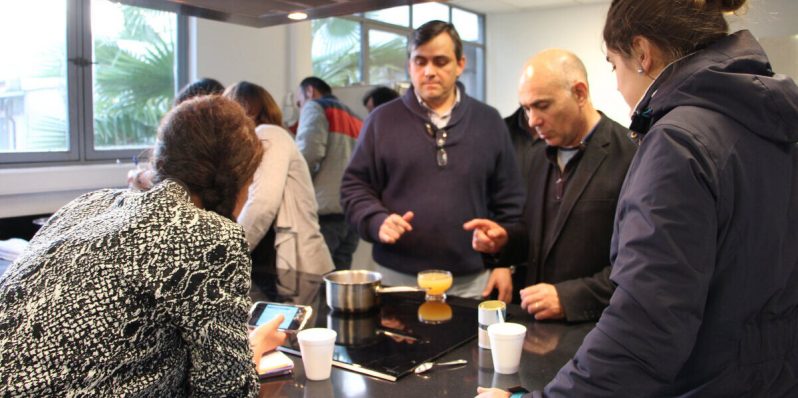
[0,0,185,165]
[368,29,408,85]
[311,4,485,100]
[0,1,69,157]
[311,18,362,87]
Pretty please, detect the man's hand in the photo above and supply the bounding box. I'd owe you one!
[482,267,513,303]
[379,211,414,244]
[463,219,508,254]
[520,283,565,320]
[249,314,287,364]
[475,387,511,398]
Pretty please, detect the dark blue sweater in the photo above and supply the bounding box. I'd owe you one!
[341,85,524,276]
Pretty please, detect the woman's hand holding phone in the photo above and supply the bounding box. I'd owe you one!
[249,313,287,365]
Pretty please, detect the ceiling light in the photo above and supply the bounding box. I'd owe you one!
[287,12,308,20]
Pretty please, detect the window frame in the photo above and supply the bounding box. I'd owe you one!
[362,22,410,85]
[313,4,486,100]
[0,0,187,167]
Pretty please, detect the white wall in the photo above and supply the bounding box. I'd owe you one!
[0,164,131,218]
[192,18,293,114]
[485,3,629,125]
[484,0,798,126]
[727,0,798,38]
[728,0,798,79]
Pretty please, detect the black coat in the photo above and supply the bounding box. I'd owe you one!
[501,113,636,321]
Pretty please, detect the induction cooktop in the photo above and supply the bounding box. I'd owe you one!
[279,292,478,381]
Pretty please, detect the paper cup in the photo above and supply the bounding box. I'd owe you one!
[478,300,507,349]
[487,322,526,374]
[297,328,337,381]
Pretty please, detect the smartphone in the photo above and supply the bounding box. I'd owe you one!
[248,301,312,332]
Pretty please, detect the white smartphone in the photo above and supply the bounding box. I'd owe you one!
[248,301,312,332]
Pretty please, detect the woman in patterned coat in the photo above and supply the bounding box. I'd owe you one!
[0,96,284,396]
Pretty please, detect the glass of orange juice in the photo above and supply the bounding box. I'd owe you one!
[417,269,453,301]
[418,301,453,324]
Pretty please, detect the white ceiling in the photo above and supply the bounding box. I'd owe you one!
[449,0,611,14]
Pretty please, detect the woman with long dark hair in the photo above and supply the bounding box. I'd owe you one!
[225,81,334,276]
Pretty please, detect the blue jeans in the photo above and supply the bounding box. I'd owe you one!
[319,215,359,270]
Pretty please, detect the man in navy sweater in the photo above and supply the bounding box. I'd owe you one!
[341,20,524,301]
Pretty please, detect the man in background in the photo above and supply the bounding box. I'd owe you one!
[362,86,400,113]
[295,76,363,270]
[466,49,636,320]
[503,103,537,304]
[504,106,536,183]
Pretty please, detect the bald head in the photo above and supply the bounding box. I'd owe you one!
[517,49,600,148]
[520,49,589,94]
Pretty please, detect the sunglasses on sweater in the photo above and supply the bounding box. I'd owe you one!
[424,123,448,168]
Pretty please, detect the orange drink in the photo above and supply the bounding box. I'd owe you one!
[417,269,453,301]
[418,301,453,324]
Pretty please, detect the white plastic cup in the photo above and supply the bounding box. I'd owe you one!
[297,328,337,381]
[487,322,527,374]
[478,300,507,349]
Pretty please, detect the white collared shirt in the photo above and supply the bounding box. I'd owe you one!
[415,87,461,129]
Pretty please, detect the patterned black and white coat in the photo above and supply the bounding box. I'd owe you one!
[0,180,259,397]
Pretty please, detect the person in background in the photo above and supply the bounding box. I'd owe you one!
[0,96,286,396]
[502,102,537,306]
[173,77,224,106]
[341,20,524,301]
[127,77,226,191]
[362,85,400,113]
[503,106,536,183]
[224,81,334,276]
[477,0,798,396]
[466,49,636,322]
[295,76,363,270]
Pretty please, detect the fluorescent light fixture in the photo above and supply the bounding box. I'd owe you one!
[287,11,308,20]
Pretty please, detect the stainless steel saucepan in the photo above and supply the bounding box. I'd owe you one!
[324,270,420,313]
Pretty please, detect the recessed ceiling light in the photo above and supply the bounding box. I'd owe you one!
[287,12,308,20]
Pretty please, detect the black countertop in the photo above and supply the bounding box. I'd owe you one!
[253,269,594,397]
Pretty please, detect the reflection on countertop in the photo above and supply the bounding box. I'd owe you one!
[255,268,596,397]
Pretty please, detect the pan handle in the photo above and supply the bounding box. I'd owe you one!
[376,286,423,293]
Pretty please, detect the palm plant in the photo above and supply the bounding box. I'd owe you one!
[93,6,174,148]
[312,18,361,86]
[312,17,409,87]
[21,37,69,151]
[368,35,408,84]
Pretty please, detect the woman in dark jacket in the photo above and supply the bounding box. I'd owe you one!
[478,0,798,397]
